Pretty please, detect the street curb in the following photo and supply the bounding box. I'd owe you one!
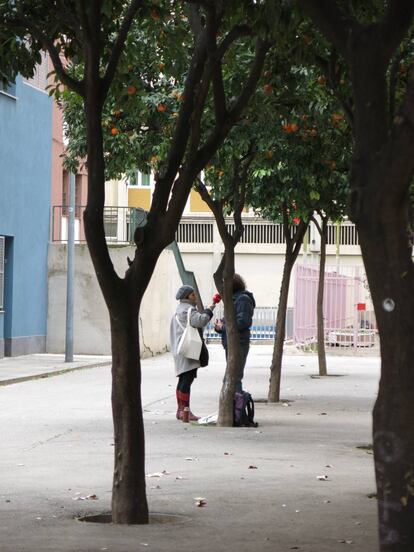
[0,361,112,387]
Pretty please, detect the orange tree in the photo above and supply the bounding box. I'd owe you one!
[1,0,276,523]
[246,54,351,400]
[295,2,414,549]
[192,44,351,408]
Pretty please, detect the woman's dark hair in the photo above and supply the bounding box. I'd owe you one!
[233,274,246,293]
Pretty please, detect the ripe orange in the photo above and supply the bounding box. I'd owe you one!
[263,84,273,93]
[127,85,137,95]
[331,113,344,123]
[111,127,120,136]
[282,123,299,134]
[157,103,167,113]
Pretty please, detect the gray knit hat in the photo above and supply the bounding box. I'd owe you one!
[176,285,194,300]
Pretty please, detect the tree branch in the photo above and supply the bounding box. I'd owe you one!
[282,203,292,250]
[102,0,144,95]
[195,37,270,173]
[315,52,354,128]
[205,4,227,125]
[296,0,355,60]
[293,219,310,259]
[379,0,414,63]
[44,38,85,96]
[310,214,322,235]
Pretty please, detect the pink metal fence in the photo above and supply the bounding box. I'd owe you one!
[294,264,378,350]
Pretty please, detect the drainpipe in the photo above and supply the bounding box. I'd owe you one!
[65,172,75,362]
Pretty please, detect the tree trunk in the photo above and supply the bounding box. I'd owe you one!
[83,85,151,523]
[218,244,242,426]
[110,296,148,524]
[357,211,414,551]
[317,218,328,376]
[268,254,294,402]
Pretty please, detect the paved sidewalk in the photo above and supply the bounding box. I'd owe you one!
[0,346,381,552]
[0,354,111,385]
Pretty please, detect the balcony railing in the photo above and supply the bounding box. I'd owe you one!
[51,205,147,244]
[51,206,360,248]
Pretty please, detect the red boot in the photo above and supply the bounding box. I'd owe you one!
[176,390,184,420]
[179,391,200,421]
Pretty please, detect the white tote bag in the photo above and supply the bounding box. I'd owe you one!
[176,307,202,360]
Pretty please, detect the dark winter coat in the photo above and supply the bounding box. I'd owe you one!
[217,290,256,348]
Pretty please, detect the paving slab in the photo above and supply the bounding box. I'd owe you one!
[0,354,111,385]
[0,345,380,552]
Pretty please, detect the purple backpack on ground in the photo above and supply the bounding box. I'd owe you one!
[233,391,258,427]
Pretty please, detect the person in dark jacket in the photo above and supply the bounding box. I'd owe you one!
[214,274,256,393]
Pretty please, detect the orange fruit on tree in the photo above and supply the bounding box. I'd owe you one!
[111,127,120,136]
[127,85,137,95]
[157,103,167,113]
[331,113,344,123]
[263,84,273,93]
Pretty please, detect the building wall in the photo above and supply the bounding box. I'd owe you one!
[46,244,181,355]
[0,76,52,357]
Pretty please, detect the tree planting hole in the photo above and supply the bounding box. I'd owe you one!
[77,513,187,524]
[255,398,294,404]
[310,374,345,379]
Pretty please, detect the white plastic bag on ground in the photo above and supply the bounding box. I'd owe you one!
[198,413,218,425]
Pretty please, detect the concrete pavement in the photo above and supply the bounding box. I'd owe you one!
[0,346,380,551]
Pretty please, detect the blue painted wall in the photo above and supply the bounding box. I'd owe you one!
[0,77,52,355]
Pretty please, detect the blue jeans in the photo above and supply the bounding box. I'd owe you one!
[224,342,250,393]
